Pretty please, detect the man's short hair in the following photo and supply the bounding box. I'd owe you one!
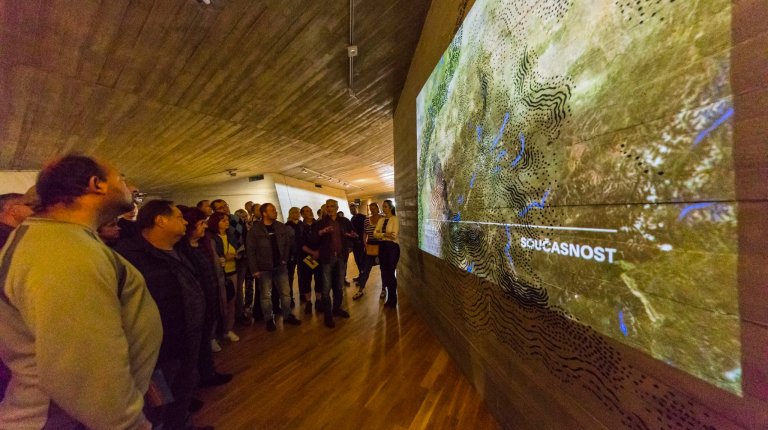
[210,199,226,211]
[196,200,209,209]
[136,199,175,230]
[259,203,274,215]
[0,193,24,213]
[36,154,107,210]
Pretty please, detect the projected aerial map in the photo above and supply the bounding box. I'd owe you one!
[416,0,740,393]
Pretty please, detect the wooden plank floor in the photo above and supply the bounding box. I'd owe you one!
[194,263,502,430]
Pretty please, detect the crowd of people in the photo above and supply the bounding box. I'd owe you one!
[0,154,400,429]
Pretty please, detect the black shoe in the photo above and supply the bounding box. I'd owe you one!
[199,372,233,388]
[333,308,350,318]
[266,319,277,332]
[324,315,335,328]
[290,298,296,309]
[284,314,302,325]
[304,302,312,314]
[236,315,254,326]
[189,397,204,413]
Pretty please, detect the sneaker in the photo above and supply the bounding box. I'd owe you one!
[352,289,364,300]
[304,301,312,314]
[380,288,386,299]
[284,314,302,325]
[210,339,222,353]
[333,308,350,318]
[225,331,240,342]
[266,319,277,332]
[199,372,233,388]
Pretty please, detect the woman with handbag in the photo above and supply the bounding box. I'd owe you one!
[374,200,399,307]
[352,202,384,300]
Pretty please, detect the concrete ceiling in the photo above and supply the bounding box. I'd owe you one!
[0,0,431,198]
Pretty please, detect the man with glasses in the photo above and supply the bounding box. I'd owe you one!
[211,199,252,323]
[310,199,356,328]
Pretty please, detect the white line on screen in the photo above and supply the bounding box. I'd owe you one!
[426,219,619,234]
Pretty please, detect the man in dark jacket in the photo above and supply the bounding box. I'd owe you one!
[246,202,302,331]
[310,199,356,328]
[115,199,209,430]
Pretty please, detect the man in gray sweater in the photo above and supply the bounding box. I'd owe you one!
[0,154,162,429]
[246,203,302,331]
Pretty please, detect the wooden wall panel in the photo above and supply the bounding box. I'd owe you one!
[393,0,768,428]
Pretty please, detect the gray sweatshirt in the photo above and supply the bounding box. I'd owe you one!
[0,218,162,429]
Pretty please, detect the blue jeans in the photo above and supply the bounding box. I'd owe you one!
[321,256,346,311]
[257,265,291,320]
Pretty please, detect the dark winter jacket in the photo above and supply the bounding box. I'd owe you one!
[115,235,204,367]
[246,220,293,273]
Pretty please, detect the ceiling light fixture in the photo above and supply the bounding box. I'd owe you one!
[347,0,358,97]
[300,166,363,190]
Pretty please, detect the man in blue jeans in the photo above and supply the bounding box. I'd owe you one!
[310,199,356,328]
[246,203,302,331]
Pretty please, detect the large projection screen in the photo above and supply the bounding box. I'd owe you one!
[416,0,740,394]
